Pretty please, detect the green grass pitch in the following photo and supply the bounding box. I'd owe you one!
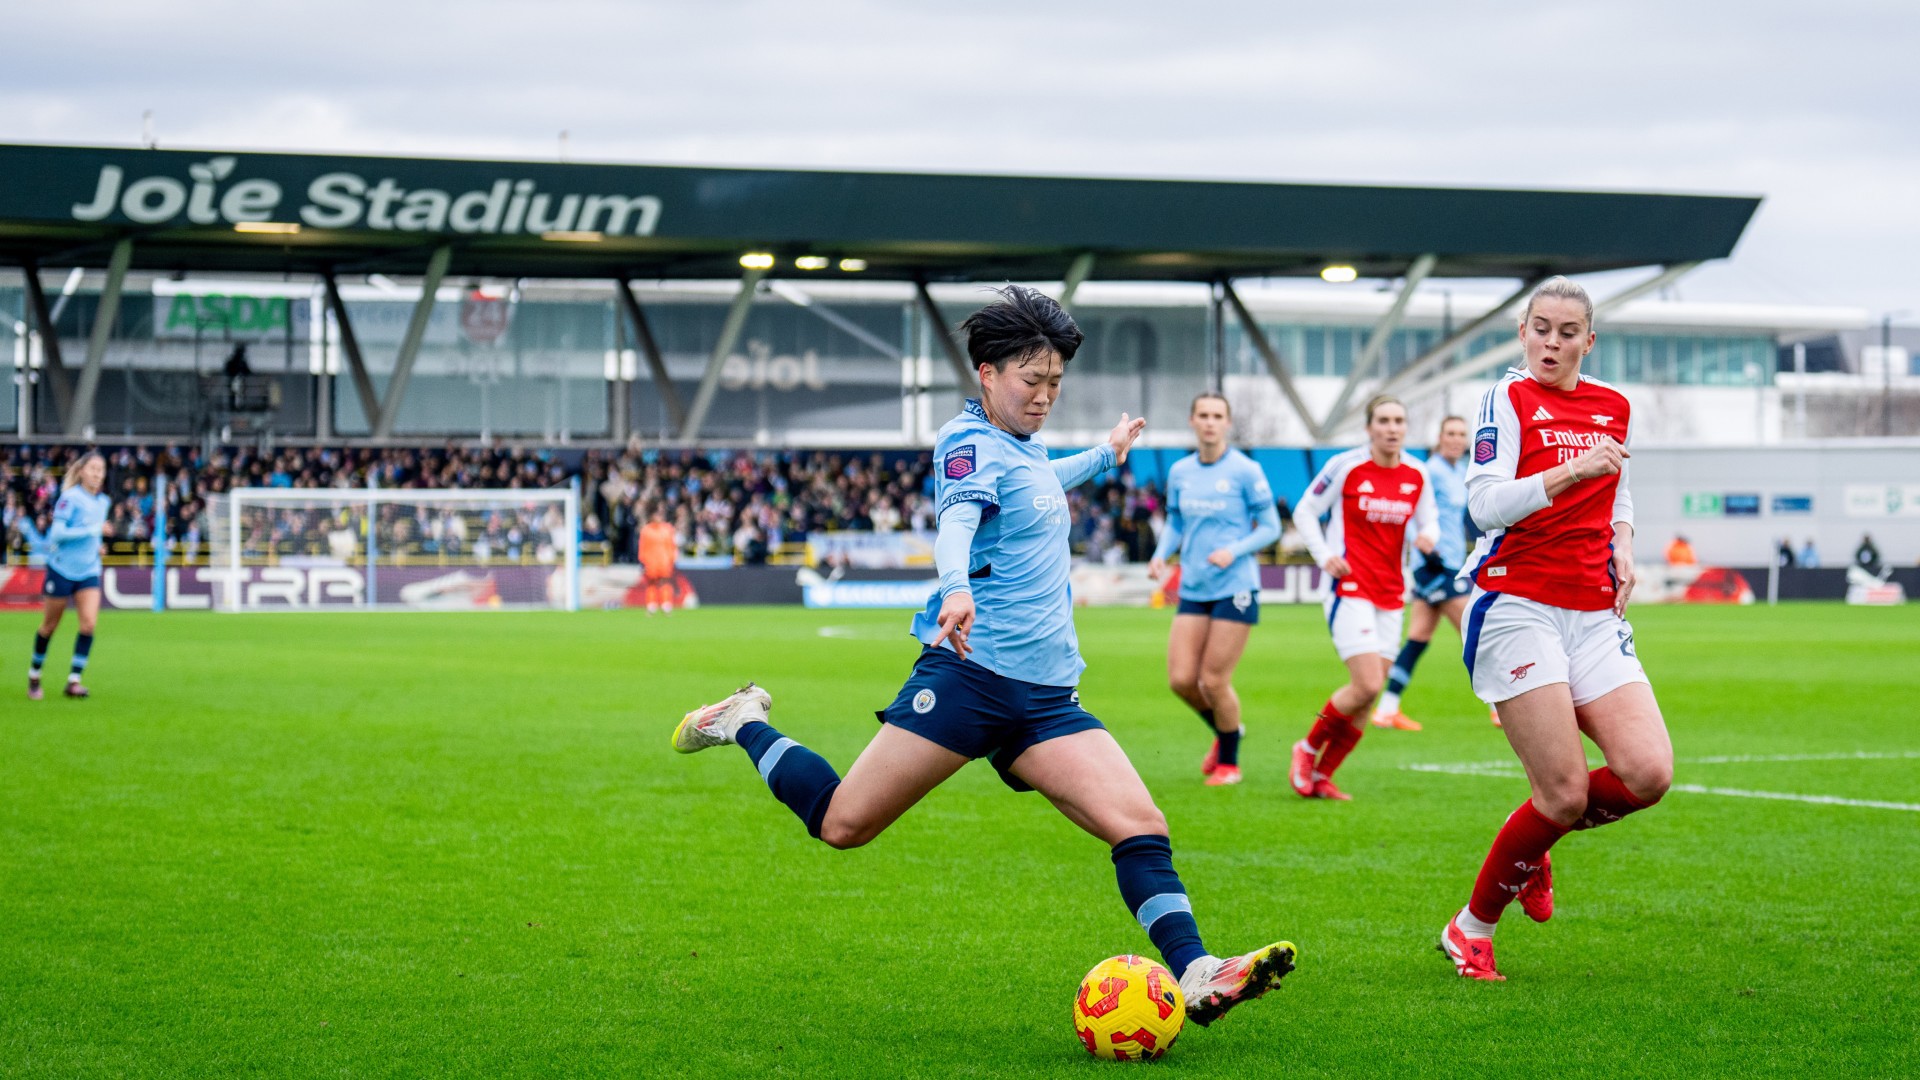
[3,603,1917,1078]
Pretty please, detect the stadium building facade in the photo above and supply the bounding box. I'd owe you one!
[0,275,1895,446]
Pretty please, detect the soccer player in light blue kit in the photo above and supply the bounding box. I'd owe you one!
[672,287,1296,1027]
[1368,416,1497,729]
[1148,393,1281,786]
[30,451,111,700]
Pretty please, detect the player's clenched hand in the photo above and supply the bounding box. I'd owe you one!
[1106,413,1147,466]
[1415,535,1435,556]
[1611,529,1637,617]
[930,590,976,660]
[1322,555,1351,579]
[1148,556,1169,581]
[1206,548,1234,569]
[1569,437,1628,482]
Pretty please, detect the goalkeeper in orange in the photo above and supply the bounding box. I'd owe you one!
[638,507,679,614]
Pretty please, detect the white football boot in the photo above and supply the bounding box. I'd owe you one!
[672,683,772,753]
[1178,941,1298,1027]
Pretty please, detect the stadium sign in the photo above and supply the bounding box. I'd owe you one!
[63,154,661,236]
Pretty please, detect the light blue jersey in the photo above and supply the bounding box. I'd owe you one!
[912,399,1117,688]
[48,486,110,580]
[1424,452,1470,570]
[1152,449,1281,602]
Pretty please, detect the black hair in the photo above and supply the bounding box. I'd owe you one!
[958,285,1084,373]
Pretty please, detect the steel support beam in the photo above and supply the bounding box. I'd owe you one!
[678,265,766,442]
[914,280,975,390]
[322,272,383,434]
[1316,253,1436,439]
[767,280,903,359]
[65,237,133,437]
[1400,262,1703,403]
[1362,275,1547,408]
[21,260,73,424]
[371,244,452,440]
[1221,280,1316,437]
[1058,252,1096,310]
[616,279,687,430]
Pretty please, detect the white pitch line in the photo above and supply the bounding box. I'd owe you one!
[1415,750,1920,771]
[1405,763,1920,813]
[1670,784,1920,813]
[1681,751,1920,765]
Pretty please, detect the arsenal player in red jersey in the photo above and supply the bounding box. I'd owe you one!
[1438,277,1673,981]
[1288,395,1438,800]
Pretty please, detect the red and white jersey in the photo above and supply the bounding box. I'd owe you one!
[1293,449,1439,610]
[1463,369,1635,611]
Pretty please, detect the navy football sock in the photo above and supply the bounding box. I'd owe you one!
[31,632,49,675]
[737,720,842,840]
[71,633,93,677]
[1112,834,1208,979]
[1386,638,1429,696]
[1197,708,1219,733]
[1216,725,1242,767]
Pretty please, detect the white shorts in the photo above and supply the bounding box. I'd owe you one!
[1462,588,1650,706]
[1323,593,1404,662]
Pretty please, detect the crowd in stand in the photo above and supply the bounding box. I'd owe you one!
[2,443,1183,566]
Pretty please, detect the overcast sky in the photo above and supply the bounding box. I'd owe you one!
[6,1,1916,316]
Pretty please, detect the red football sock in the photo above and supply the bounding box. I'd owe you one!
[1316,721,1365,778]
[1304,699,1353,750]
[1468,800,1570,924]
[1574,766,1657,831]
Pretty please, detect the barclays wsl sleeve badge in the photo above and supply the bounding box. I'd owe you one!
[944,444,976,480]
[1473,427,1498,464]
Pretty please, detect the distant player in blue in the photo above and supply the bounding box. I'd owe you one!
[1147,393,1281,786]
[1369,416,1491,730]
[670,287,1296,1026]
[31,451,111,700]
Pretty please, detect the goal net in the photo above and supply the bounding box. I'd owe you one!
[205,487,579,612]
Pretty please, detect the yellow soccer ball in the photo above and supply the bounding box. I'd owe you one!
[1072,954,1185,1061]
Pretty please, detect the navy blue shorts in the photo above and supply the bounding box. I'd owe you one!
[1176,593,1260,625]
[43,568,102,598]
[1412,564,1471,606]
[877,647,1105,792]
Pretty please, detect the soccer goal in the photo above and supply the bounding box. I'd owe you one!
[205,487,580,612]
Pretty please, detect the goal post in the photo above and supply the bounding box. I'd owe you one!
[205,486,580,612]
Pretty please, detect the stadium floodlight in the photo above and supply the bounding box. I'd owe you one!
[794,255,830,271]
[838,258,868,272]
[739,252,776,270]
[207,487,581,612]
[1320,265,1358,283]
[233,221,301,235]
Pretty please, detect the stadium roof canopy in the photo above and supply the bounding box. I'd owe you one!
[0,143,1757,282]
[0,143,1761,441]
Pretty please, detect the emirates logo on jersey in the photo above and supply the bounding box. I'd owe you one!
[1359,495,1414,523]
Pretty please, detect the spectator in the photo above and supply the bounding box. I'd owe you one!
[1665,535,1697,565]
[1776,537,1796,569]
[1855,533,1883,576]
[1798,538,1820,568]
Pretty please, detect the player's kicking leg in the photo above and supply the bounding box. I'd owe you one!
[673,682,967,847]
[1010,728,1297,1025]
